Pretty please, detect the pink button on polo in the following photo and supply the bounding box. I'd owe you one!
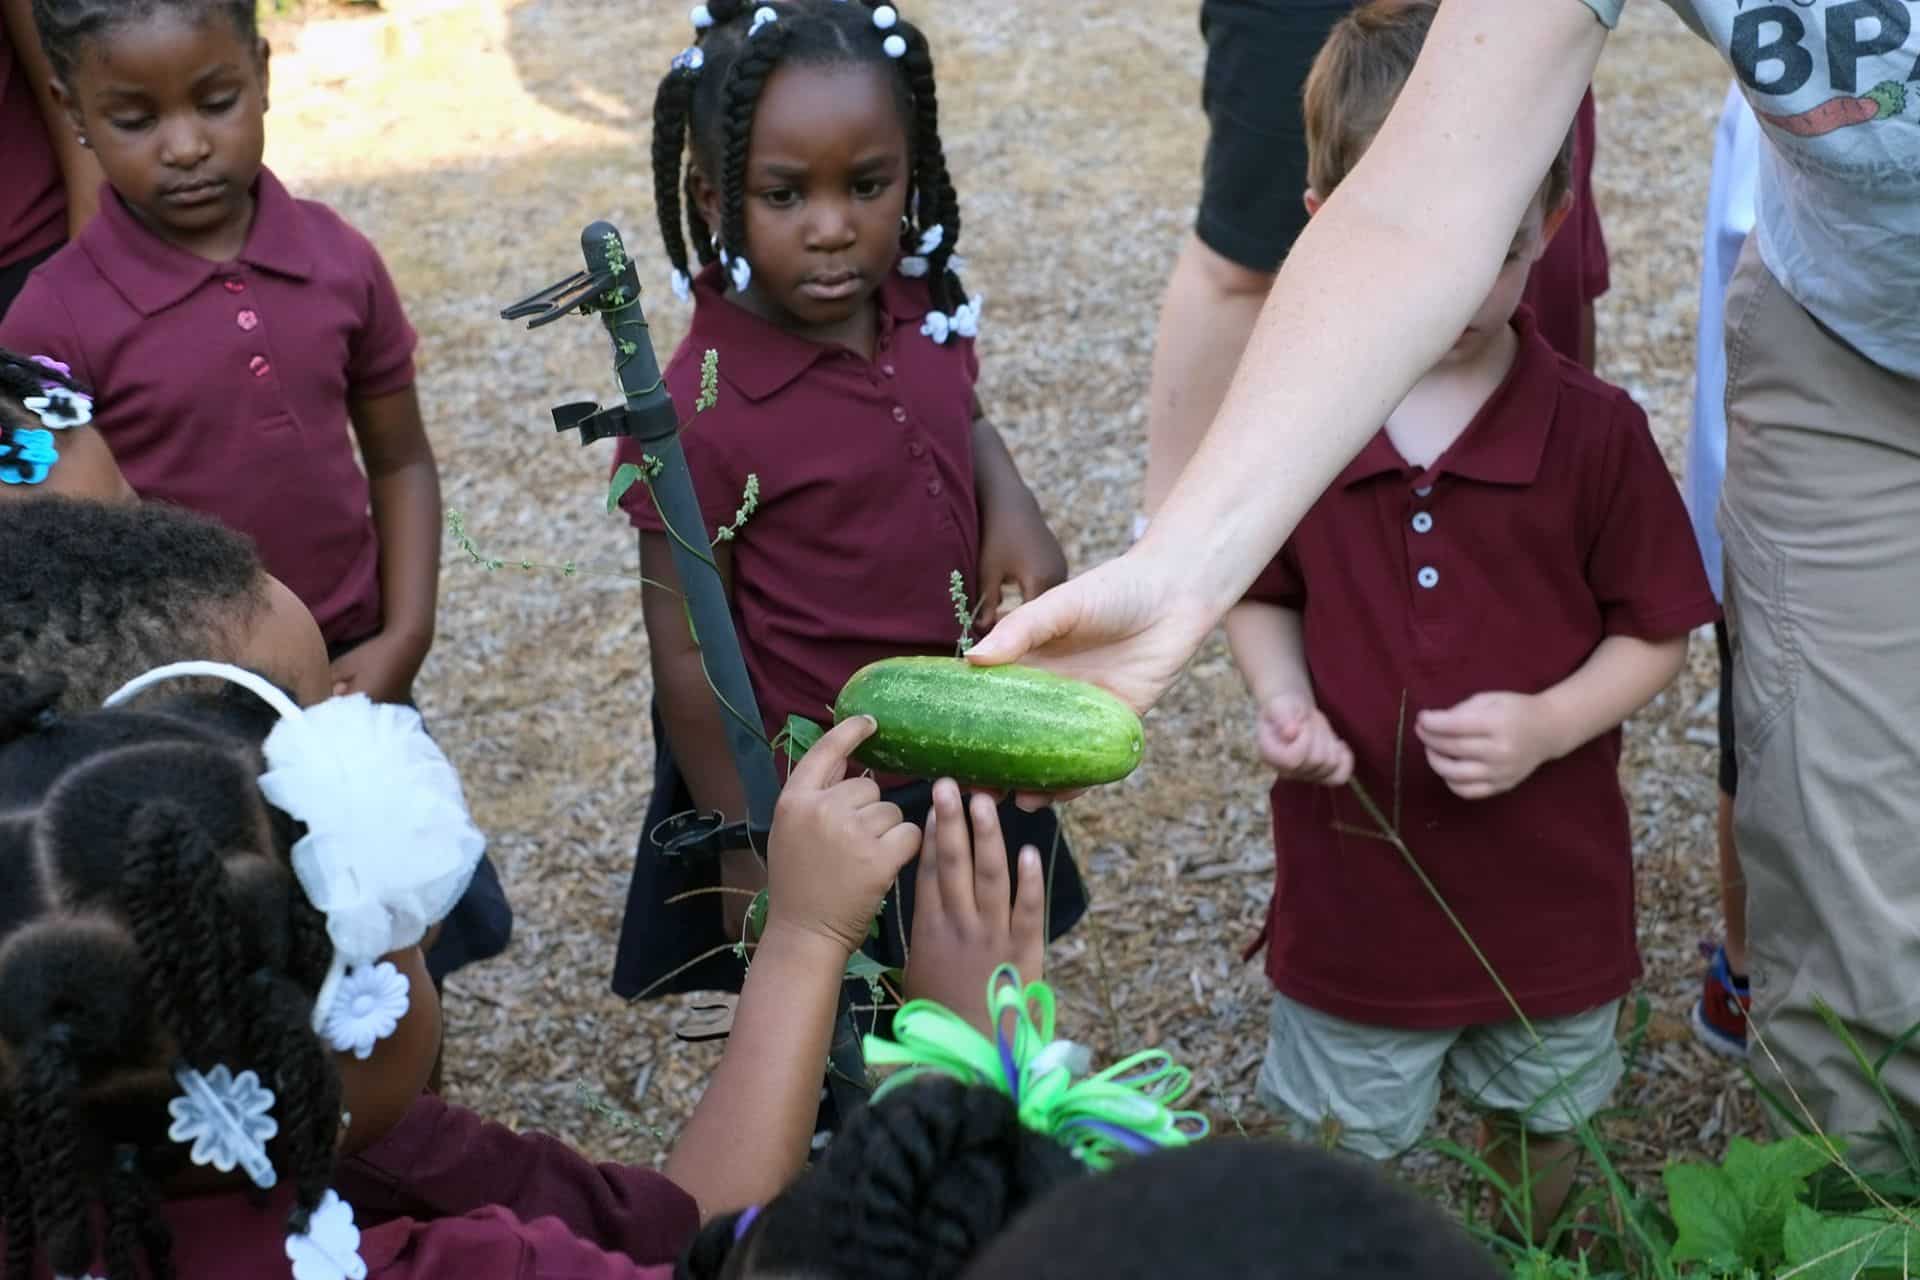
[223,278,246,293]
[926,479,942,497]
[882,363,896,378]
[891,405,908,423]
[248,355,271,377]
[908,440,926,458]
[237,309,259,332]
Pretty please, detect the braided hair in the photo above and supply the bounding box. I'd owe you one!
[28,0,257,82]
[0,350,91,487]
[0,496,271,709]
[675,1076,1084,1280]
[651,0,970,317]
[0,671,340,1280]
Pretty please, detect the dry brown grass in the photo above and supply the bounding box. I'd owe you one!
[261,0,1762,1203]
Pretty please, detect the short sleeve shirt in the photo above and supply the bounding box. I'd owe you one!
[0,167,417,646]
[614,264,980,741]
[1576,0,1920,380]
[1245,309,1719,1028]
[0,21,66,272]
[4,1099,698,1279]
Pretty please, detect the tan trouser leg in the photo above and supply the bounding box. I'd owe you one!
[1719,239,1920,1147]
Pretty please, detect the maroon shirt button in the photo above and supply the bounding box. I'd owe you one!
[237,309,259,332]
[927,479,942,496]
[223,278,246,293]
[882,363,896,378]
[1411,511,1433,533]
[908,440,926,458]
[248,354,271,377]
[1415,565,1439,589]
[891,405,908,423]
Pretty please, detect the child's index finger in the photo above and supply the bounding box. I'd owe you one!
[788,714,875,790]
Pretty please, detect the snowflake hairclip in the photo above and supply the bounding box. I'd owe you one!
[670,268,693,302]
[287,1191,368,1280]
[729,255,753,292]
[322,961,411,1060]
[749,5,777,36]
[168,1063,279,1190]
[102,662,487,1059]
[671,44,704,74]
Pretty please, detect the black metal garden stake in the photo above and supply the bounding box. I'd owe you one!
[502,220,869,1123]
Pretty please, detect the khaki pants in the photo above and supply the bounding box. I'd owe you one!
[1720,238,1920,1147]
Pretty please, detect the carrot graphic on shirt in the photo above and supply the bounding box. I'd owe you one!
[1759,80,1906,138]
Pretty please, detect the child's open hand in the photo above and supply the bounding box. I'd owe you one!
[1257,693,1353,785]
[766,715,923,956]
[904,779,1045,1033]
[1415,691,1557,800]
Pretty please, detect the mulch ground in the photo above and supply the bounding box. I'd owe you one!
[262,0,1764,1207]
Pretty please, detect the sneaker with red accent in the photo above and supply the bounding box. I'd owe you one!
[1691,940,1751,1059]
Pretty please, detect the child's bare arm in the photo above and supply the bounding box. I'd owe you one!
[972,400,1067,630]
[1225,600,1312,706]
[3,0,105,234]
[639,531,763,934]
[340,386,440,701]
[664,716,920,1218]
[1416,633,1688,800]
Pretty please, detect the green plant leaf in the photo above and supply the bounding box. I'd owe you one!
[843,952,898,983]
[608,463,643,513]
[775,715,826,769]
[744,889,768,944]
[1665,1162,1747,1269]
[1782,1203,1918,1280]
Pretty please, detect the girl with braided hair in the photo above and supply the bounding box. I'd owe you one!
[0,345,127,500]
[0,665,1039,1280]
[611,1,1083,1114]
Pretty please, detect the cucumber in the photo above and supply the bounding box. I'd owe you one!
[832,656,1144,790]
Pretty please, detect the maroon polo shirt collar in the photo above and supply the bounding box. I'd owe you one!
[688,261,930,402]
[1336,306,1560,491]
[83,167,314,317]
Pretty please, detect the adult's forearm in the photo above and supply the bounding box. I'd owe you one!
[1139,0,1607,621]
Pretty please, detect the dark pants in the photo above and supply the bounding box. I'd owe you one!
[611,701,1088,1003]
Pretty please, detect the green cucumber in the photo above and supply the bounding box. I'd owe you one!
[832,657,1144,790]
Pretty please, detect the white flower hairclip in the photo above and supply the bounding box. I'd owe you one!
[286,1191,368,1280]
[690,3,714,28]
[23,387,91,430]
[168,1063,279,1190]
[323,961,411,1060]
[951,292,983,339]
[729,256,753,292]
[749,5,777,36]
[915,224,943,255]
[671,44,704,73]
[922,311,951,344]
[897,255,929,278]
[671,268,692,301]
[101,662,486,1057]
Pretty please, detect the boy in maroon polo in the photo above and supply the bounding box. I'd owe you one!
[610,1,1084,1041]
[1226,1,1716,1239]
[0,0,509,983]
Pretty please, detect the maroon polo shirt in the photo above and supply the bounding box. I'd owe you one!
[1246,309,1716,1029]
[0,167,416,647]
[616,263,980,743]
[7,1097,694,1278]
[0,22,66,272]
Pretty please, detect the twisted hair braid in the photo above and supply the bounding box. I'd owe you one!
[675,1077,1083,1280]
[0,678,343,1280]
[716,16,797,283]
[883,12,966,316]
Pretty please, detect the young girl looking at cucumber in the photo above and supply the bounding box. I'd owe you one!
[0,671,1030,1279]
[612,0,1085,1066]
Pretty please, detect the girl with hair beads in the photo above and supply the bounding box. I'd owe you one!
[0,661,1027,1280]
[0,346,127,501]
[0,0,505,984]
[612,0,1083,1049]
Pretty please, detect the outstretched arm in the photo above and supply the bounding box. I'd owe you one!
[971,0,1610,717]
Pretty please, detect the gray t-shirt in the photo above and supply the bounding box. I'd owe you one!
[1579,0,1918,378]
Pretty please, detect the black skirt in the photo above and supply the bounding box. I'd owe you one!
[611,701,1088,1002]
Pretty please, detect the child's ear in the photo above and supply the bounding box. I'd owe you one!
[689,168,722,237]
[1539,191,1574,249]
[1302,188,1324,218]
[50,79,85,147]
[256,39,272,113]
